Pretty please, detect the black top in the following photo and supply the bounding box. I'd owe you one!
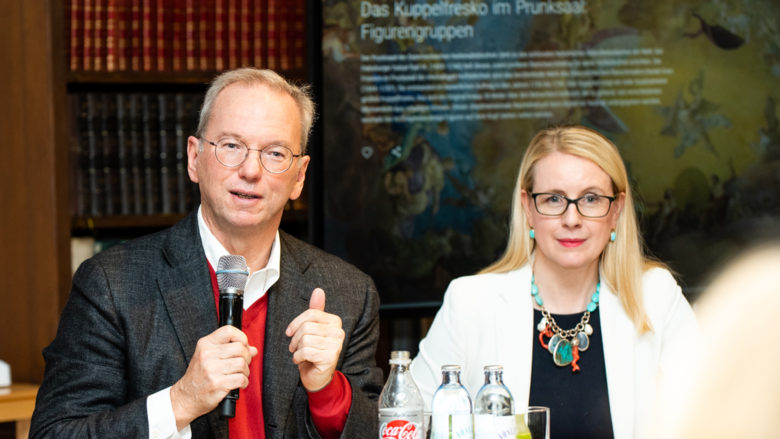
[528,308,614,439]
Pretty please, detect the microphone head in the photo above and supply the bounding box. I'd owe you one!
[216,255,249,292]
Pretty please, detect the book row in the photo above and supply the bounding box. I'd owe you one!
[70,91,203,217]
[66,0,306,73]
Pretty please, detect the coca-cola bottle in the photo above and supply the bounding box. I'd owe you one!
[379,351,424,439]
[431,365,473,439]
[474,365,516,438]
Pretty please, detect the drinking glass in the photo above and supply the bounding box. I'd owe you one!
[515,406,550,439]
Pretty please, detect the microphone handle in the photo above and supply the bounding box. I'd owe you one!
[218,290,243,418]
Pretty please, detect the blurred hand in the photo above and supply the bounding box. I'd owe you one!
[170,325,258,430]
[286,288,345,391]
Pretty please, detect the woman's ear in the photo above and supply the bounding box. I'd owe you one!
[611,192,626,228]
[521,189,534,228]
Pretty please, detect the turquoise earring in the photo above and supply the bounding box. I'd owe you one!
[530,229,535,239]
[610,230,616,242]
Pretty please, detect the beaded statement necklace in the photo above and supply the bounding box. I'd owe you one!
[531,275,600,372]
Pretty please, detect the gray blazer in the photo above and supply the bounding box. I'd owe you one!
[30,211,383,438]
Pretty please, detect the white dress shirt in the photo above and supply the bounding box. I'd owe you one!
[147,207,281,438]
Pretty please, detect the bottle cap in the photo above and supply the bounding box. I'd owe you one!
[483,365,503,372]
[389,350,411,365]
[441,364,461,372]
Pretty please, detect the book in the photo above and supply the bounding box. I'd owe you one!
[94,0,104,71]
[71,236,96,274]
[85,92,101,215]
[142,0,153,71]
[114,0,128,71]
[184,0,196,70]
[227,0,238,69]
[239,0,250,67]
[157,94,172,214]
[156,0,166,71]
[198,0,214,70]
[116,94,131,214]
[292,0,305,70]
[83,0,93,70]
[128,93,144,215]
[214,0,225,71]
[68,0,82,71]
[266,0,278,69]
[71,94,88,216]
[100,93,117,215]
[174,93,188,213]
[141,93,160,214]
[278,0,288,70]
[172,0,184,71]
[252,0,264,68]
[130,0,141,71]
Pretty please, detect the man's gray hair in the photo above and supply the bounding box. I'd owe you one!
[196,68,316,153]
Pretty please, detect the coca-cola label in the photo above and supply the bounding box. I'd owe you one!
[380,419,421,439]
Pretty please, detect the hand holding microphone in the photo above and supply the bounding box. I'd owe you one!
[170,255,254,429]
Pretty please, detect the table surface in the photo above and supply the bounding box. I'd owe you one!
[0,384,38,423]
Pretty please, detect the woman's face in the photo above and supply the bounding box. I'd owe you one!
[521,151,624,273]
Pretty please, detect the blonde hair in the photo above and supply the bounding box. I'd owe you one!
[196,68,316,153]
[481,125,659,333]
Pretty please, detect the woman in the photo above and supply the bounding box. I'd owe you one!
[410,125,697,439]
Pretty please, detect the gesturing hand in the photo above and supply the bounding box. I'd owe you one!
[286,288,346,391]
[170,325,258,430]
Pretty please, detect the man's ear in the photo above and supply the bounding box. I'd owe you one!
[289,155,310,200]
[186,136,201,183]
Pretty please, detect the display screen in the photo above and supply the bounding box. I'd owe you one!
[318,0,780,304]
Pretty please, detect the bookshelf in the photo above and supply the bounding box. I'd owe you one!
[64,0,309,242]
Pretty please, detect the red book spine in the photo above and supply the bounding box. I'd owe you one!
[240,0,250,67]
[156,0,166,71]
[266,0,278,70]
[253,0,264,68]
[83,0,93,70]
[94,0,104,70]
[278,0,289,70]
[130,0,141,71]
[199,0,213,71]
[116,0,128,71]
[227,0,238,69]
[172,0,184,71]
[185,0,196,70]
[69,0,82,71]
[293,0,304,70]
[142,0,153,71]
[106,0,116,71]
[214,0,225,71]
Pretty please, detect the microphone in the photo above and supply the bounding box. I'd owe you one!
[215,255,249,418]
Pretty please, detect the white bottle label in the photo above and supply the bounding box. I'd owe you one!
[431,413,474,439]
[474,414,517,439]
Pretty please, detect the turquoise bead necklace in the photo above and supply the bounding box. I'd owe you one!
[531,275,600,372]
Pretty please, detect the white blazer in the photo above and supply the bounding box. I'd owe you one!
[410,263,697,439]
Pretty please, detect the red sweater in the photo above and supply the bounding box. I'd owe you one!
[208,264,352,438]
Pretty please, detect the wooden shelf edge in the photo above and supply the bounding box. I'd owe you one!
[66,68,308,85]
[72,213,187,231]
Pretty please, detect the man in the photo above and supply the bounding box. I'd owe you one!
[30,68,383,438]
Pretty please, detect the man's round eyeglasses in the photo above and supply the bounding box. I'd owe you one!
[531,192,616,218]
[201,137,303,174]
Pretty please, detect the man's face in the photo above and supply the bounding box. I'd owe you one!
[187,83,309,238]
